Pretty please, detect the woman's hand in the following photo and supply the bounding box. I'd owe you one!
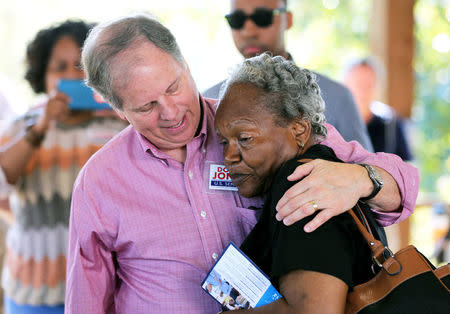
[34,91,70,133]
[275,159,372,232]
[0,91,71,185]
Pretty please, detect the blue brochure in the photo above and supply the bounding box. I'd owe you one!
[57,79,111,110]
[201,242,282,310]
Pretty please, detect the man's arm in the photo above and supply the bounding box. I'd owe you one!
[318,73,373,151]
[65,173,116,313]
[276,124,418,232]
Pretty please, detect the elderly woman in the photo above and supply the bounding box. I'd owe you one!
[214,54,383,313]
[0,20,126,314]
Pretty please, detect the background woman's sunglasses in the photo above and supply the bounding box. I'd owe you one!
[225,7,287,30]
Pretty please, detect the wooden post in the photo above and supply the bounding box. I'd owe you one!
[369,0,415,250]
[369,0,415,118]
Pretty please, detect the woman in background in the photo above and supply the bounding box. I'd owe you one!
[0,20,127,313]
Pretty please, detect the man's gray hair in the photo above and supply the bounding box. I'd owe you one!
[219,53,327,139]
[82,13,184,110]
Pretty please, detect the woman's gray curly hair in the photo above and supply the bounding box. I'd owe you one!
[219,53,327,139]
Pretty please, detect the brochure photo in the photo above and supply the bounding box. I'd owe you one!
[201,242,282,310]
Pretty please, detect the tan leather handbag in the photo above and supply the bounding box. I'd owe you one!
[346,205,450,314]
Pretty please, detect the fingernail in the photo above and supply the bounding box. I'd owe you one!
[275,213,282,221]
[283,218,290,225]
[304,225,312,233]
[275,205,279,211]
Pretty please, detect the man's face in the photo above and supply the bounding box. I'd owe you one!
[112,40,201,157]
[229,0,292,59]
[344,65,377,110]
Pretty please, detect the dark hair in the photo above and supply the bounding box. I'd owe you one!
[25,20,94,94]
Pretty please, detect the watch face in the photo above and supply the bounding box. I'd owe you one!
[359,163,384,201]
[369,165,383,186]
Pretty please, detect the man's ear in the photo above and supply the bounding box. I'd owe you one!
[114,108,128,122]
[290,118,311,150]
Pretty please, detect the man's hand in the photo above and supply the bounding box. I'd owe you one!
[275,159,370,232]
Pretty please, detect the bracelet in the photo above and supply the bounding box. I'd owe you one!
[24,126,45,148]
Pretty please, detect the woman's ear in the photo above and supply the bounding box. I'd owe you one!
[290,118,311,153]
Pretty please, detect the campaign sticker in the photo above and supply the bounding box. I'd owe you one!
[209,164,238,191]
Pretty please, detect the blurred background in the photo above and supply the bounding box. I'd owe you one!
[0,0,448,263]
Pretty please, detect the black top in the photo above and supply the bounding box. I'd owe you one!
[368,114,413,161]
[240,144,384,290]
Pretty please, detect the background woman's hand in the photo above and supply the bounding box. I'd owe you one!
[34,91,70,132]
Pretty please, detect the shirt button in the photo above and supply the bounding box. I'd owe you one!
[212,252,218,260]
[200,211,207,218]
[188,170,193,179]
[202,148,206,154]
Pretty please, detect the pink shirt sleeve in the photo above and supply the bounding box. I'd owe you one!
[320,123,419,226]
[66,172,117,313]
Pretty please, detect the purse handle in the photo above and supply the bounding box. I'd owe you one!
[296,159,401,274]
[348,205,402,275]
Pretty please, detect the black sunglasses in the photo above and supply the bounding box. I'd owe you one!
[225,7,287,30]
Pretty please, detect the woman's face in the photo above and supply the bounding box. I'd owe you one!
[44,36,84,94]
[215,83,300,198]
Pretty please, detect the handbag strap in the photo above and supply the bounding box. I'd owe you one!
[348,206,399,273]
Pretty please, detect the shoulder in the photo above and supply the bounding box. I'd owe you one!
[202,80,225,99]
[370,101,396,121]
[271,145,338,199]
[76,125,134,180]
[271,208,360,287]
[313,72,352,99]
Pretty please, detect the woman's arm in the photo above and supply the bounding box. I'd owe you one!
[236,270,348,314]
[0,92,70,184]
[0,129,41,184]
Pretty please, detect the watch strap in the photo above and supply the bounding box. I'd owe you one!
[359,163,383,201]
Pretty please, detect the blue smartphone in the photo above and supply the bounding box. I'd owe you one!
[57,79,111,110]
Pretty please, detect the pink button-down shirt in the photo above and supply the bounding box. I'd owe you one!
[66,97,418,313]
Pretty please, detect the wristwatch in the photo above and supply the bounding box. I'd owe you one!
[359,163,384,201]
[24,120,46,148]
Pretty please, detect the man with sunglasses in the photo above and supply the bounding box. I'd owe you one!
[204,0,373,151]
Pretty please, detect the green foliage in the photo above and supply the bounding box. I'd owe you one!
[288,0,449,192]
[288,0,371,77]
[414,0,450,191]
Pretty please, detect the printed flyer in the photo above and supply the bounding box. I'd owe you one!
[202,242,282,310]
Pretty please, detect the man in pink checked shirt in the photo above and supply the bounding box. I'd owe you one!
[65,14,418,313]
